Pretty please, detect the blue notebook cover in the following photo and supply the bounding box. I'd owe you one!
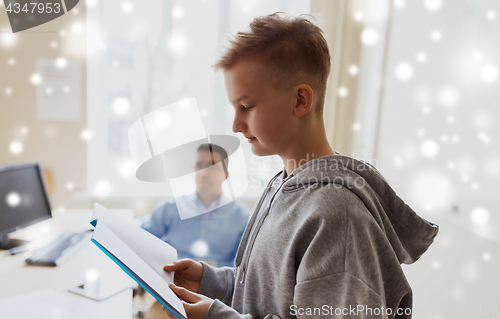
[88,208,185,319]
[91,238,185,319]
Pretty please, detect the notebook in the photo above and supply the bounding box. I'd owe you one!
[90,203,186,319]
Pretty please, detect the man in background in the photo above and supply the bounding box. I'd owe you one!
[141,143,251,267]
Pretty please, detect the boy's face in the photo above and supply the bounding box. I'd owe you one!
[224,59,297,157]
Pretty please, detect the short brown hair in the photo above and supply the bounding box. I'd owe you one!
[214,13,331,112]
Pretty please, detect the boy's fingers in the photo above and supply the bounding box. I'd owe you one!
[181,300,199,317]
[169,283,200,303]
[163,263,177,271]
[163,261,181,271]
[163,259,192,271]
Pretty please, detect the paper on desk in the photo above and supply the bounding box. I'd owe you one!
[91,203,177,283]
[0,289,73,318]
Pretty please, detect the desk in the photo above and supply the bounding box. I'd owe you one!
[0,209,135,319]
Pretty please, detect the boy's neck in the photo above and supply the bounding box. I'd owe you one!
[280,120,335,176]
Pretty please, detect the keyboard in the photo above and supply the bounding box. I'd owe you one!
[25,231,92,266]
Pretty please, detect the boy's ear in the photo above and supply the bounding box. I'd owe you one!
[293,84,314,118]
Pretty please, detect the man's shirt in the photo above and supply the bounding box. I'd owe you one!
[141,193,251,267]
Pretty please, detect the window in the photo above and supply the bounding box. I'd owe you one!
[374,0,500,243]
[86,0,311,198]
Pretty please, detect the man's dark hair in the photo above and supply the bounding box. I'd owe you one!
[197,143,229,174]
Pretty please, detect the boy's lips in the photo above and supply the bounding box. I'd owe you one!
[245,136,257,143]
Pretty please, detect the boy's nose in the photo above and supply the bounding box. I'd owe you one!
[232,114,246,133]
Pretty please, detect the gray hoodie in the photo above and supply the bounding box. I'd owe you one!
[198,153,439,319]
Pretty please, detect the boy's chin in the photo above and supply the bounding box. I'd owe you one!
[250,144,274,157]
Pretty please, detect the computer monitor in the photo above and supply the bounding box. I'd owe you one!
[0,162,52,249]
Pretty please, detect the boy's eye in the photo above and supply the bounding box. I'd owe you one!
[242,105,254,110]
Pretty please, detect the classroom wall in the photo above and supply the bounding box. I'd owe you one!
[0,5,87,207]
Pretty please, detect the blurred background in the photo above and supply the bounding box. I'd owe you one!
[1,0,499,317]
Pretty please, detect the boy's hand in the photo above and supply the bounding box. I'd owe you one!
[163,259,204,293]
[162,283,213,319]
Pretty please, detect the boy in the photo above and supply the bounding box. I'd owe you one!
[163,13,438,319]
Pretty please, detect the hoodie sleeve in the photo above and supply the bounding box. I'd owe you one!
[201,271,387,319]
[293,272,389,318]
[205,300,281,319]
[198,262,236,306]
[199,264,283,319]
[203,278,384,319]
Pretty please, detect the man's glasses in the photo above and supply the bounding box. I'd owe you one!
[195,162,226,172]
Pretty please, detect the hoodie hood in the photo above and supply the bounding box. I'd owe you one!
[282,153,439,264]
